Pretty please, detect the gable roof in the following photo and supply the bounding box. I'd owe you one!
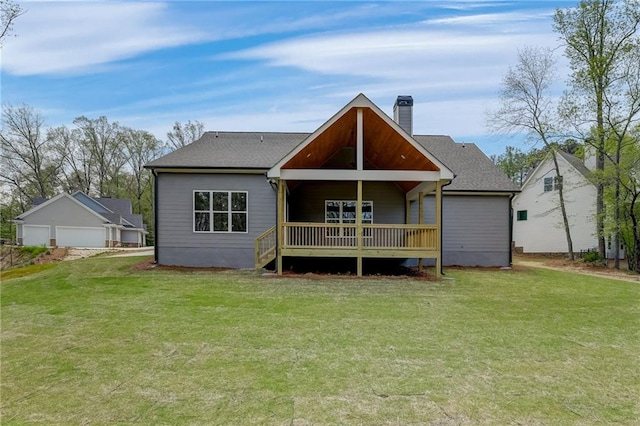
[267,93,454,180]
[519,150,594,191]
[15,192,111,223]
[16,191,145,230]
[146,131,517,193]
[557,151,592,180]
[146,94,518,193]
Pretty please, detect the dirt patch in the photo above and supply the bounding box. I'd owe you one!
[34,248,68,264]
[513,255,639,283]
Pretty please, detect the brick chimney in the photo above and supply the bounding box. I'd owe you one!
[393,95,413,135]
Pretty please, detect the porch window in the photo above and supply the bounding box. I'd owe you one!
[194,191,248,233]
[325,200,372,237]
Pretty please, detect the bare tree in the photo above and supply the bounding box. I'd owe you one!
[0,104,62,205]
[166,120,204,151]
[73,116,121,196]
[554,0,640,259]
[0,0,24,46]
[49,125,93,194]
[488,47,575,259]
[121,127,163,213]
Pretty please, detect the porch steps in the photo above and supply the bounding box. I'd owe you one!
[255,226,277,269]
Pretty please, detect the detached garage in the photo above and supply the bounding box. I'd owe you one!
[14,192,146,248]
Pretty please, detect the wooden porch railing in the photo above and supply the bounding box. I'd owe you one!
[254,225,277,268]
[282,222,437,252]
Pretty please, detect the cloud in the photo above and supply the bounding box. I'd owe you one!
[423,11,553,26]
[223,25,558,96]
[1,2,207,76]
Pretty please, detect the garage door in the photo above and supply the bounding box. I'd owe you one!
[23,225,50,246]
[56,226,105,248]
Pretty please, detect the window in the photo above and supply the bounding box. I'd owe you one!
[194,191,247,233]
[516,210,527,221]
[543,176,563,192]
[554,176,563,191]
[325,200,372,237]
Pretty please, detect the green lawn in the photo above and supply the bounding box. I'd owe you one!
[1,258,639,424]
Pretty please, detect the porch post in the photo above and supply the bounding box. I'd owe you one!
[277,180,285,275]
[418,191,424,271]
[435,180,442,279]
[356,180,363,277]
[405,198,411,224]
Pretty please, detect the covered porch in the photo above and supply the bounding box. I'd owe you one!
[256,94,453,277]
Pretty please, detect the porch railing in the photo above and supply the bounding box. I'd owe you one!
[254,225,277,268]
[282,222,437,252]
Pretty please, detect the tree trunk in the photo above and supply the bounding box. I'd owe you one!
[552,152,574,260]
[629,192,640,273]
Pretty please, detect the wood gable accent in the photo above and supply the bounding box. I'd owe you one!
[267,94,454,190]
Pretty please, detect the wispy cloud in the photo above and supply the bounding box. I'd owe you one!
[223,26,557,92]
[1,2,207,75]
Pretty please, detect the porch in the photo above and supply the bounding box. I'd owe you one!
[255,180,443,277]
[259,94,454,278]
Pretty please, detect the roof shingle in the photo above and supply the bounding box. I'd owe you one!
[146,131,519,192]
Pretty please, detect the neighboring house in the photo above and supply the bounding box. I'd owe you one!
[14,191,146,248]
[145,94,519,276]
[513,151,598,255]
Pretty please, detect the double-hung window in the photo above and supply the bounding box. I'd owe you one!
[543,176,563,192]
[325,200,373,237]
[194,191,248,233]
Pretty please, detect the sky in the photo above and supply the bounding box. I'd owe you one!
[1,0,576,157]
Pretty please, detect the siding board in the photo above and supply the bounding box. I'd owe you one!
[157,173,276,267]
[411,195,510,266]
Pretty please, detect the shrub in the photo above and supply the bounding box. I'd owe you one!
[582,250,605,265]
[19,245,48,257]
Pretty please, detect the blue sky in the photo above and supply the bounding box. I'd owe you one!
[1,0,575,157]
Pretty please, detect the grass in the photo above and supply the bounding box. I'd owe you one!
[1,258,639,424]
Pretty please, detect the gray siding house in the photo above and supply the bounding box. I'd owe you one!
[146,94,519,276]
[15,191,146,248]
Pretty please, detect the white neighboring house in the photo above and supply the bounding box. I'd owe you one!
[513,151,601,255]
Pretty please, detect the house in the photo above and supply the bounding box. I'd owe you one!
[513,150,625,259]
[14,191,146,248]
[145,94,519,276]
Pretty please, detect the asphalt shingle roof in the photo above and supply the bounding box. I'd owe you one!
[413,136,520,192]
[146,132,306,169]
[146,131,519,192]
[557,151,592,181]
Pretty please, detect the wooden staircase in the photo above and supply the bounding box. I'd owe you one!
[254,226,276,269]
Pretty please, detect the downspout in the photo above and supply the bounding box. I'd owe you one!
[152,169,159,264]
[508,192,516,266]
[440,179,453,276]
